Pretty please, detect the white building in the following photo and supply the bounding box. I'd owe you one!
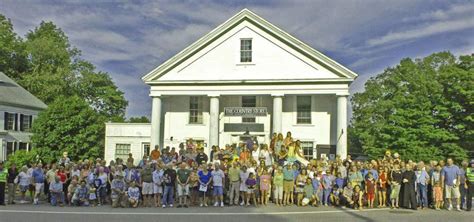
[0,72,47,161]
[105,9,357,163]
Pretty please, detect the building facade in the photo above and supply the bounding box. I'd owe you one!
[105,9,357,163]
[0,72,47,161]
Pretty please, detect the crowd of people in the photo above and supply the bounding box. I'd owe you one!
[0,131,473,212]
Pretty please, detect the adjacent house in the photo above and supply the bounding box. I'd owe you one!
[0,71,47,161]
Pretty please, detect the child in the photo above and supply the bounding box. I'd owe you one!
[128,181,140,208]
[152,165,163,207]
[259,170,271,206]
[353,185,364,210]
[330,184,341,207]
[246,172,258,207]
[365,172,376,208]
[431,165,443,210]
[88,182,97,206]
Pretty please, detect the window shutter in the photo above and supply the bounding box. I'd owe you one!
[20,114,24,131]
[3,112,7,130]
[29,115,33,130]
[14,113,18,131]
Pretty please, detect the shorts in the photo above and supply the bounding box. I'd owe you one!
[20,185,29,192]
[434,186,443,202]
[153,184,163,194]
[177,184,190,196]
[35,183,44,194]
[240,183,248,192]
[378,187,387,192]
[445,185,460,199]
[283,180,294,192]
[367,193,375,201]
[213,186,223,196]
[247,188,255,194]
[29,184,35,192]
[142,182,153,195]
[296,186,304,193]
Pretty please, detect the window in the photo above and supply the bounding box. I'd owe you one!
[4,112,16,130]
[142,143,150,157]
[240,39,252,62]
[242,96,256,123]
[189,96,203,124]
[18,142,28,151]
[300,141,314,160]
[297,96,312,124]
[20,114,32,132]
[6,142,15,159]
[115,144,131,160]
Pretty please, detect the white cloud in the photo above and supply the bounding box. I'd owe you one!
[367,18,474,46]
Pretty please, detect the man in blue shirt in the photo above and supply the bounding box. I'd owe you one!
[441,158,462,211]
[282,163,294,206]
[32,163,45,205]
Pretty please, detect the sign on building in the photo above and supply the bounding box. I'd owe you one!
[224,107,267,117]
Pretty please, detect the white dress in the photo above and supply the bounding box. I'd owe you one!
[239,171,249,192]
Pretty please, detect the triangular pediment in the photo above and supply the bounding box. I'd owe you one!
[142,9,357,84]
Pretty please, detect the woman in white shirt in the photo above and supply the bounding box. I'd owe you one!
[258,145,273,167]
[17,166,30,203]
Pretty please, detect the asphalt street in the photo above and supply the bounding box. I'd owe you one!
[0,204,472,222]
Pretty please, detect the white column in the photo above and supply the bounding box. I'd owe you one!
[336,94,348,159]
[272,94,283,134]
[209,95,220,147]
[150,96,162,150]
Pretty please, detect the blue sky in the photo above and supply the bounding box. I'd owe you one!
[1,0,473,118]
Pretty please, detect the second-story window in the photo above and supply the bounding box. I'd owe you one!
[240,39,252,63]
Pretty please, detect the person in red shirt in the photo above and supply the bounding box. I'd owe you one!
[365,172,377,208]
[378,167,388,207]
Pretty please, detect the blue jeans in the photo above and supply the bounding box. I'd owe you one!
[50,191,65,206]
[323,188,331,205]
[417,183,428,208]
[162,185,174,205]
[460,184,467,209]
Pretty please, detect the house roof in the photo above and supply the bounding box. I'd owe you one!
[142,8,358,83]
[0,72,47,110]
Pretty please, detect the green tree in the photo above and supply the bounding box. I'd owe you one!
[127,116,150,123]
[31,96,106,161]
[350,52,473,162]
[0,14,28,80]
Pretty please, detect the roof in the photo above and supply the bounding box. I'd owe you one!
[0,72,47,110]
[142,8,358,83]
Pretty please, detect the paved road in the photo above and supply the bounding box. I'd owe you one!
[0,204,472,222]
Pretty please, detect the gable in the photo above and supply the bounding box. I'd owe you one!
[142,9,357,84]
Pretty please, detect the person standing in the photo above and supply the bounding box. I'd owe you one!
[212,163,225,207]
[7,163,18,204]
[140,163,154,207]
[32,163,45,205]
[162,164,177,208]
[389,164,403,209]
[465,159,474,211]
[415,162,430,209]
[441,158,462,211]
[282,163,294,206]
[0,161,6,205]
[228,162,240,206]
[150,145,161,163]
[401,164,417,210]
[176,162,191,208]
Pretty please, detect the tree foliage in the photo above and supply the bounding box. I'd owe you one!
[127,116,150,123]
[31,96,106,161]
[350,52,473,162]
[0,14,129,162]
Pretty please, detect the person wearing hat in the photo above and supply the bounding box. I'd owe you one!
[466,159,474,211]
[0,161,6,205]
